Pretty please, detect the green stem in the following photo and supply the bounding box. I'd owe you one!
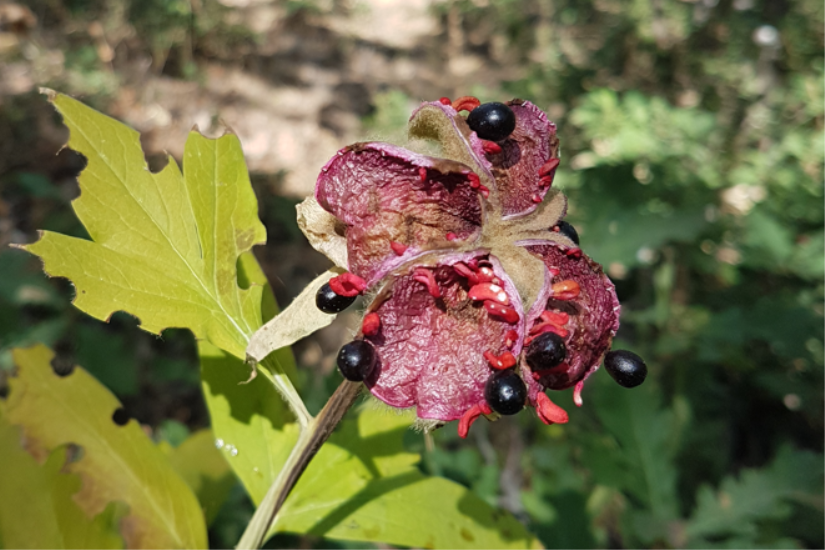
[255,356,312,429]
[236,380,362,549]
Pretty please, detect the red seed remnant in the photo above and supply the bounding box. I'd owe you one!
[478,184,490,198]
[362,312,381,336]
[566,249,583,259]
[551,280,581,300]
[536,392,569,425]
[418,166,428,182]
[483,301,519,324]
[467,173,481,189]
[538,158,560,178]
[468,282,511,306]
[439,97,452,105]
[390,241,408,256]
[484,350,517,370]
[452,96,481,113]
[482,140,502,154]
[446,232,457,241]
[458,401,493,438]
[329,273,368,297]
[413,267,441,298]
[453,262,479,285]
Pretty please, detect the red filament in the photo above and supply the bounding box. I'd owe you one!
[536,392,569,425]
[452,96,481,113]
[483,301,519,324]
[329,273,367,297]
[362,312,381,336]
[413,268,441,298]
[468,282,510,306]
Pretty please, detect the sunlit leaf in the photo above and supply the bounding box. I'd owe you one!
[165,429,237,526]
[3,345,208,548]
[22,91,266,359]
[201,342,541,549]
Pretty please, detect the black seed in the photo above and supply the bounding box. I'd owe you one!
[316,282,357,313]
[485,370,527,415]
[525,332,567,371]
[467,102,516,142]
[555,220,580,245]
[604,350,648,388]
[111,408,130,426]
[336,340,377,381]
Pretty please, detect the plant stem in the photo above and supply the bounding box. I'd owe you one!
[236,380,362,549]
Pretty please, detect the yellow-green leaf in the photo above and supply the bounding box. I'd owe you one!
[166,429,237,526]
[0,417,124,549]
[201,342,541,549]
[23,91,266,359]
[3,345,208,548]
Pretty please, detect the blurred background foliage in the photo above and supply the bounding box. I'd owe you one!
[0,0,822,548]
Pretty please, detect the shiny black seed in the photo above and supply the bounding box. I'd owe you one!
[604,350,647,388]
[316,282,357,313]
[525,332,567,371]
[337,340,377,381]
[467,102,516,142]
[484,370,527,415]
[555,221,580,245]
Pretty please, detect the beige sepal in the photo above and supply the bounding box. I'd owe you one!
[296,197,349,269]
[490,243,550,313]
[499,189,571,242]
[247,269,343,362]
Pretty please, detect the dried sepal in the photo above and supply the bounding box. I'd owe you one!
[247,269,344,362]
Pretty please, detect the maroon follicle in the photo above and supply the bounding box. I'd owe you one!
[483,301,519,324]
[504,329,519,349]
[418,166,428,182]
[565,249,583,259]
[446,232,458,241]
[390,241,408,256]
[467,172,481,189]
[531,193,543,204]
[483,350,517,370]
[362,312,381,336]
[482,140,502,155]
[439,97,452,105]
[551,280,581,300]
[468,282,510,306]
[452,96,481,113]
[531,362,569,380]
[453,262,480,285]
[536,392,569,425]
[538,158,560,178]
[573,381,585,407]
[458,401,493,438]
[413,268,441,298]
[329,273,368,297]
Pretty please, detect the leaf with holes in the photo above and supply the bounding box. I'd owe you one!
[2,345,208,548]
[20,90,266,359]
[0,417,124,549]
